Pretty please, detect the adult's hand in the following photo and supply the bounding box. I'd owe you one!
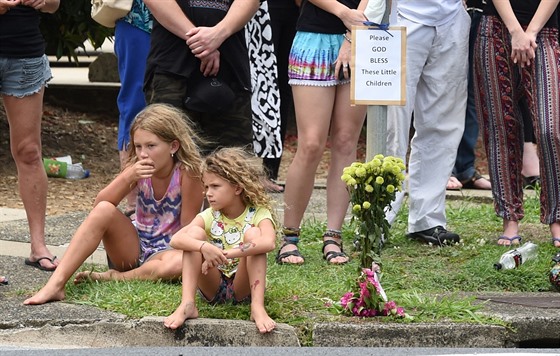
[510,29,536,67]
[186,26,226,59]
[199,50,221,77]
[0,0,20,15]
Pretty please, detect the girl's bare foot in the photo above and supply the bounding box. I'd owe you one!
[250,305,276,334]
[74,270,117,284]
[23,286,65,305]
[163,302,199,330]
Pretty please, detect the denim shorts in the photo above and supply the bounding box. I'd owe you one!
[0,55,52,98]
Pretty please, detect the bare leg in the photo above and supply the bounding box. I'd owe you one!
[497,219,521,246]
[522,142,540,178]
[74,249,182,283]
[279,85,335,264]
[233,231,276,333]
[23,202,139,305]
[551,222,560,247]
[247,253,276,333]
[3,92,56,270]
[164,250,205,329]
[163,251,214,329]
[324,84,366,264]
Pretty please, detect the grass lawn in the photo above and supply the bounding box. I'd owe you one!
[65,191,558,345]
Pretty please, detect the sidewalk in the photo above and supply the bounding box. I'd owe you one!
[1,187,560,348]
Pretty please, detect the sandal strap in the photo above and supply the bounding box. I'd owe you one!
[324,250,348,263]
[276,249,304,264]
[461,171,483,185]
[322,239,342,253]
[282,226,300,236]
[281,226,300,245]
[323,229,342,239]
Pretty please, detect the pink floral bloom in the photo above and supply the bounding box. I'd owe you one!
[359,284,371,299]
[396,307,405,317]
[385,300,397,311]
[363,268,375,278]
[340,292,354,307]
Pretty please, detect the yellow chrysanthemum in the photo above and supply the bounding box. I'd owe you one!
[355,167,367,177]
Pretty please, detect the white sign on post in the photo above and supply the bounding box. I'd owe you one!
[351,26,406,106]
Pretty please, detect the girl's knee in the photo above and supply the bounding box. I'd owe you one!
[90,201,120,219]
[244,227,261,243]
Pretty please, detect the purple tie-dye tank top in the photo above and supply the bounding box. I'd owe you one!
[135,163,182,263]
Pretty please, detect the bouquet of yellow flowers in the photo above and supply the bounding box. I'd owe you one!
[341,154,405,268]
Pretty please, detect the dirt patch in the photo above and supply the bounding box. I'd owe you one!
[0,102,487,217]
[0,103,120,215]
[0,103,308,216]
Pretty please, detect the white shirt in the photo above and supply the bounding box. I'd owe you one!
[396,0,464,26]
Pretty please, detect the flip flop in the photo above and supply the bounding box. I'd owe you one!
[497,235,522,246]
[24,256,58,271]
[552,237,560,248]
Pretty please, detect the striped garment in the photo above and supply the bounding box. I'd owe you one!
[474,15,560,224]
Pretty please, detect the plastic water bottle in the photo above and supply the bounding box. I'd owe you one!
[43,158,90,179]
[65,163,90,179]
[494,242,538,270]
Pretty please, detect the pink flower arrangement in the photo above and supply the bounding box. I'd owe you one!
[340,268,409,319]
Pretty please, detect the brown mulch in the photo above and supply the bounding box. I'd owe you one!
[0,103,487,217]
[0,104,120,215]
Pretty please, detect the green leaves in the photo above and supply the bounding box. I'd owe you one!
[40,0,114,63]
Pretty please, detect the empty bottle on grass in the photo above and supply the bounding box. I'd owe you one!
[494,242,538,270]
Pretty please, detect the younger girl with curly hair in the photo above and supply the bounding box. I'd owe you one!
[164,147,278,334]
[24,104,204,305]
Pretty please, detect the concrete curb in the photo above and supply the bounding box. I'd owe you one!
[0,312,300,348]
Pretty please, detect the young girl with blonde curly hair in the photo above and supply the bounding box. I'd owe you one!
[164,147,278,334]
[24,104,204,305]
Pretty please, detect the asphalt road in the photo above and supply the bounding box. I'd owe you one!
[1,347,560,356]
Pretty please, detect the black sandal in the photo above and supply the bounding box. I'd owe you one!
[461,171,491,190]
[523,175,540,190]
[276,227,305,265]
[322,229,349,265]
